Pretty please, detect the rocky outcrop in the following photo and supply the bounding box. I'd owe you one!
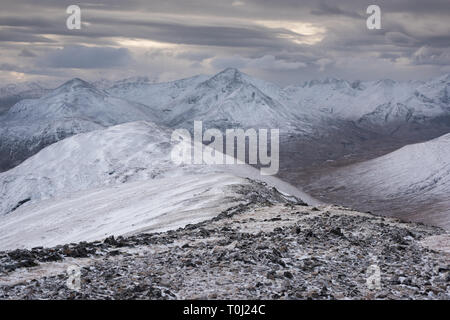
[0,203,448,300]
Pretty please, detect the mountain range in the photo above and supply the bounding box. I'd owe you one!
[2,68,449,172]
[1,68,450,232]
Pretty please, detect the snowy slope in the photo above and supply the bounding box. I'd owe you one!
[165,68,303,130]
[0,121,178,215]
[0,82,50,115]
[3,78,160,126]
[105,69,450,136]
[0,120,314,215]
[107,68,313,132]
[0,173,252,250]
[285,75,450,129]
[0,79,161,171]
[0,82,48,100]
[307,133,450,228]
[107,74,209,113]
[0,120,314,248]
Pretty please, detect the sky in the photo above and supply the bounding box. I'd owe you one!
[0,0,450,86]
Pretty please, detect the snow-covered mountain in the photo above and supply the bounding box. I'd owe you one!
[0,82,48,99]
[0,78,161,171]
[0,82,50,115]
[286,75,450,129]
[105,69,450,137]
[0,120,312,249]
[1,70,449,247]
[0,121,173,216]
[107,68,315,132]
[163,68,305,130]
[107,74,209,113]
[0,120,312,215]
[2,69,450,174]
[306,133,450,229]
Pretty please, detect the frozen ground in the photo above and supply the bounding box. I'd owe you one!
[0,121,315,250]
[0,202,448,300]
[0,173,249,250]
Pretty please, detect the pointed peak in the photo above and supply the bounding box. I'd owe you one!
[219,67,241,75]
[210,68,244,81]
[198,68,246,89]
[375,79,397,86]
[52,78,101,94]
[433,73,450,83]
[304,78,351,88]
[44,78,106,98]
[59,78,93,89]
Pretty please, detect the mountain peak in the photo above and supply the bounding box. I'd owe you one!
[375,79,397,87]
[212,68,244,81]
[433,73,450,83]
[199,68,246,89]
[52,78,101,95]
[62,78,92,88]
[220,67,241,75]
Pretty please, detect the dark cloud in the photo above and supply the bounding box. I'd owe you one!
[19,48,37,57]
[310,1,363,18]
[82,16,303,49]
[0,0,448,83]
[40,45,132,69]
[0,63,17,71]
[175,51,213,62]
[384,32,417,47]
[378,52,402,62]
[0,29,55,43]
[0,16,59,28]
[412,46,450,66]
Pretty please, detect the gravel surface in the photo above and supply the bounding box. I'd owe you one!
[0,188,449,300]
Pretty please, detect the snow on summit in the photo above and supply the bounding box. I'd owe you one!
[1,69,450,172]
[0,69,449,238]
[0,78,161,171]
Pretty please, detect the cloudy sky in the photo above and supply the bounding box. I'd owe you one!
[1,0,449,85]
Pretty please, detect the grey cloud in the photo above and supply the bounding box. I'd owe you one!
[19,48,37,57]
[176,51,214,62]
[87,17,302,49]
[40,45,132,69]
[384,32,417,46]
[0,0,449,83]
[0,30,55,43]
[210,56,247,69]
[378,52,402,62]
[1,13,302,50]
[0,63,17,71]
[412,46,450,66]
[211,55,307,71]
[310,1,363,18]
[0,16,59,28]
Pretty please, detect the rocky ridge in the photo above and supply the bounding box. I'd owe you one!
[0,195,448,300]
